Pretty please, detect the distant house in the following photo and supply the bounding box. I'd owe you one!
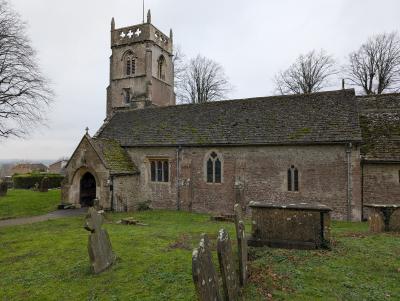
[48,160,68,175]
[10,163,48,175]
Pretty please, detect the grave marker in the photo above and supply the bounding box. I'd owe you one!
[234,204,248,286]
[84,207,116,274]
[192,234,222,301]
[217,229,239,301]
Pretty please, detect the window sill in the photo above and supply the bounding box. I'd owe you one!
[150,181,170,184]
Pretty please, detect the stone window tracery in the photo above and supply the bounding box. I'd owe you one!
[122,50,136,77]
[150,159,169,182]
[206,151,222,183]
[157,55,166,80]
[288,165,299,191]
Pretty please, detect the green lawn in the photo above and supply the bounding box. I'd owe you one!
[0,189,60,220]
[244,222,400,300]
[0,208,399,300]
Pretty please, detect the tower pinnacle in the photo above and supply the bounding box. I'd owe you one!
[111,17,115,30]
[147,9,151,23]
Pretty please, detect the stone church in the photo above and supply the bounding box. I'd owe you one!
[62,12,400,221]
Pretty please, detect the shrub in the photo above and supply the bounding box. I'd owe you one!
[137,200,152,211]
[0,181,8,197]
[13,173,64,189]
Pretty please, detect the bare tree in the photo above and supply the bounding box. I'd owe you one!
[172,45,186,101]
[274,50,336,95]
[0,0,52,139]
[178,55,231,104]
[346,32,400,95]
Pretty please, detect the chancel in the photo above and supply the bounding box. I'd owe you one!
[61,12,400,221]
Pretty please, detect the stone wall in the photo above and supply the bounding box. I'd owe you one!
[107,21,175,116]
[126,144,361,220]
[62,137,111,209]
[112,175,140,211]
[362,163,400,216]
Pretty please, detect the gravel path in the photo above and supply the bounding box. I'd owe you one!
[0,208,87,228]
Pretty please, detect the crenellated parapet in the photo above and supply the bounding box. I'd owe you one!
[111,22,172,54]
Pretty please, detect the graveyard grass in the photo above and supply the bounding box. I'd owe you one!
[0,192,399,300]
[0,189,60,220]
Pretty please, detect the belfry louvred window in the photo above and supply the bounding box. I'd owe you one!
[150,159,169,182]
[206,152,222,183]
[126,57,136,76]
[288,165,299,191]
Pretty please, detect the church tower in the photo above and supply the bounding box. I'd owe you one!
[106,10,175,117]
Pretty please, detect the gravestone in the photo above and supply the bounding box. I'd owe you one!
[234,204,247,286]
[192,234,222,301]
[0,181,8,197]
[217,229,239,301]
[84,207,116,274]
[39,177,49,192]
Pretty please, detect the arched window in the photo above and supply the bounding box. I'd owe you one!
[288,165,299,191]
[123,51,136,76]
[206,151,222,183]
[158,55,166,80]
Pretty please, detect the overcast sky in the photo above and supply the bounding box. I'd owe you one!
[0,0,399,161]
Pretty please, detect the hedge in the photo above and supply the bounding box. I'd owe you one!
[13,173,64,189]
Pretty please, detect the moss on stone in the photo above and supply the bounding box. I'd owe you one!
[95,138,138,174]
[289,127,311,140]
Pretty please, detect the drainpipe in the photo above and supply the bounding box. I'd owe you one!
[361,163,364,221]
[346,143,353,221]
[110,175,114,211]
[176,145,182,211]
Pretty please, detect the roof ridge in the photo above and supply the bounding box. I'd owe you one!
[111,88,356,115]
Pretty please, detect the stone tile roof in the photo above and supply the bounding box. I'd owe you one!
[90,137,139,174]
[357,94,400,162]
[97,89,362,146]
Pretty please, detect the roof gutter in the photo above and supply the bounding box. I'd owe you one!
[361,159,400,164]
[176,145,182,211]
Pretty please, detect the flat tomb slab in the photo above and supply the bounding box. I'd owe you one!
[248,201,332,250]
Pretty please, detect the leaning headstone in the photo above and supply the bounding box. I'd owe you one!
[234,204,248,286]
[217,229,239,301]
[84,207,116,274]
[192,234,222,301]
[39,177,49,192]
[0,181,8,197]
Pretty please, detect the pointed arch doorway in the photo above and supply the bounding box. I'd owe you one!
[80,172,96,207]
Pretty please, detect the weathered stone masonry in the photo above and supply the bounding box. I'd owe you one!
[62,14,400,221]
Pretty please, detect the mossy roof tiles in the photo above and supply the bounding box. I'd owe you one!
[91,138,138,174]
[357,94,400,162]
[97,89,362,147]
